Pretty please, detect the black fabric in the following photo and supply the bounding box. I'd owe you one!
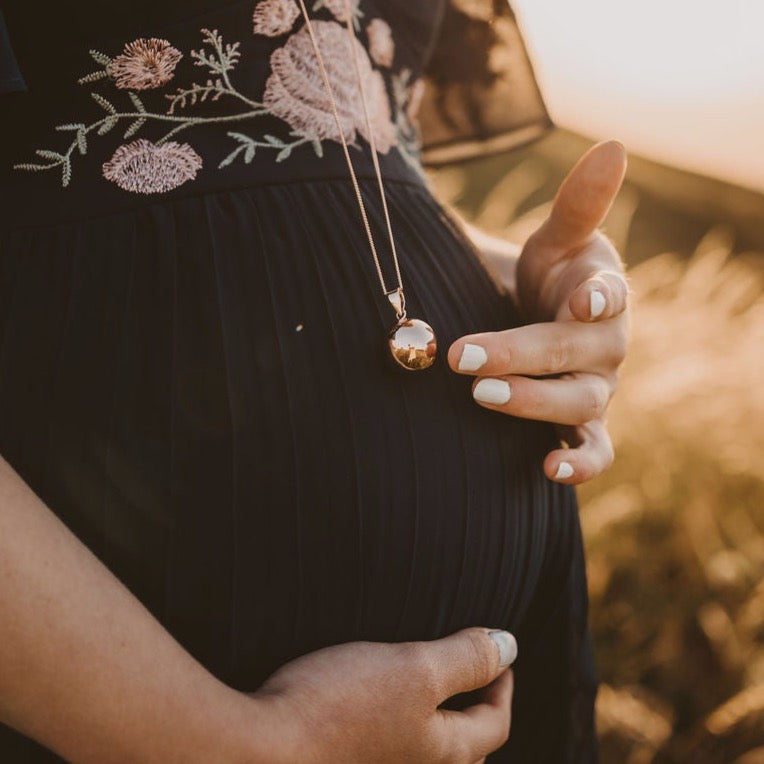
[0,2,595,761]
[419,0,553,165]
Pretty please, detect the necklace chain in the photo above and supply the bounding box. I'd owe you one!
[296,0,406,320]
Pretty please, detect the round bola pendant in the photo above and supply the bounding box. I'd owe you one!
[388,317,437,371]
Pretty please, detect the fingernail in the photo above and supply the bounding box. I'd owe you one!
[473,379,511,405]
[488,630,518,667]
[554,461,574,479]
[458,343,488,371]
[590,290,606,319]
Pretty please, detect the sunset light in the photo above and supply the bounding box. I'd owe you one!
[512,0,764,191]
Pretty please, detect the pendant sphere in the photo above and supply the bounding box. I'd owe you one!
[388,318,437,370]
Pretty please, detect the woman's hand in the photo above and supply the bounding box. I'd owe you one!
[448,141,630,486]
[247,627,517,764]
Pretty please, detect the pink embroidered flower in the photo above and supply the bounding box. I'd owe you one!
[253,0,300,37]
[110,38,183,90]
[263,20,396,153]
[366,18,394,68]
[320,0,359,23]
[102,139,202,194]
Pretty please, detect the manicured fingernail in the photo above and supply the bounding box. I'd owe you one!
[488,630,518,667]
[554,461,574,479]
[458,343,488,371]
[590,290,606,319]
[473,378,511,405]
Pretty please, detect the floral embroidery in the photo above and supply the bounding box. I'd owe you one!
[263,20,395,153]
[366,18,394,68]
[110,38,183,90]
[252,0,300,37]
[102,139,202,192]
[14,2,423,193]
[314,0,361,25]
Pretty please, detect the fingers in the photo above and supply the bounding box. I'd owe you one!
[448,320,626,378]
[424,627,517,701]
[568,269,630,322]
[544,419,615,485]
[470,373,611,426]
[536,140,628,250]
[435,668,514,761]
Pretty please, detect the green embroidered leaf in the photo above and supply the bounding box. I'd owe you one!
[227,132,254,145]
[55,123,86,133]
[123,118,146,138]
[191,29,240,77]
[13,163,51,171]
[91,92,117,114]
[276,146,291,162]
[35,149,64,161]
[218,145,245,168]
[263,134,282,147]
[76,130,87,156]
[244,144,256,163]
[128,92,146,113]
[89,50,112,66]
[312,139,323,158]
[78,70,109,85]
[97,116,118,135]
[61,158,72,188]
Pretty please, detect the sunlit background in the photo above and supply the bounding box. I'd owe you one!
[430,2,764,762]
[513,0,764,192]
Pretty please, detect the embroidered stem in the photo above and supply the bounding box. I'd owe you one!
[218,130,323,167]
[14,107,271,186]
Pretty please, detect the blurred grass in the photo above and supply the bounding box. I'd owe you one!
[429,131,764,763]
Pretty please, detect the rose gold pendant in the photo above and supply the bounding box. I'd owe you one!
[386,288,436,370]
[388,317,437,370]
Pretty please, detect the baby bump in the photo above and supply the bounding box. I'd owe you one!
[0,179,577,690]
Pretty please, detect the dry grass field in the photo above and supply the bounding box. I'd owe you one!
[430,130,764,763]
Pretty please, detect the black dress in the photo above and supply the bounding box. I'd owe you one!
[0,1,597,760]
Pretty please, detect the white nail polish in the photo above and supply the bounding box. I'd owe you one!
[473,379,511,405]
[458,343,488,371]
[488,630,518,667]
[590,290,606,319]
[554,461,574,479]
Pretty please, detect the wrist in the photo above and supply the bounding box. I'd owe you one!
[222,689,310,764]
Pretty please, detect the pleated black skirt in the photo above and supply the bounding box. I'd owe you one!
[0,175,597,761]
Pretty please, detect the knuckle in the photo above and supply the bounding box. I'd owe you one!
[610,325,629,363]
[465,629,494,686]
[582,383,608,421]
[402,642,440,696]
[544,338,570,375]
[609,368,621,395]
[602,434,615,469]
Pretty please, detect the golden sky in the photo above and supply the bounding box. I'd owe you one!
[512,0,764,192]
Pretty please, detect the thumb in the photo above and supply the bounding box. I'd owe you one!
[426,627,518,701]
[536,139,628,250]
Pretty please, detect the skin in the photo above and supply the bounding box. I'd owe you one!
[0,143,625,762]
[449,140,630,485]
[0,451,513,763]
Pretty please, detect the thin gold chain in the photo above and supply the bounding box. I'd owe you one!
[296,0,406,319]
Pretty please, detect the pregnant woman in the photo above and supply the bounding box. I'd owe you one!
[0,0,629,761]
